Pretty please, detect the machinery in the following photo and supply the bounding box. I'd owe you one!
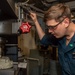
[0,0,75,75]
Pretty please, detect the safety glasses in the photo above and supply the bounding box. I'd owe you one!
[46,17,66,30]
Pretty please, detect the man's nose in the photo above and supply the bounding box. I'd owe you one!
[48,29,53,33]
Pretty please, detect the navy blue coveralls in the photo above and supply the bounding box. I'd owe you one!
[40,34,75,75]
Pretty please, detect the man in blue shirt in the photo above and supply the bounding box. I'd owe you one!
[30,3,75,75]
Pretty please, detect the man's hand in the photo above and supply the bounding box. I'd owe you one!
[30,12,37,22]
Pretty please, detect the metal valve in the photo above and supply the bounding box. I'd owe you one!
[18,22,32,34]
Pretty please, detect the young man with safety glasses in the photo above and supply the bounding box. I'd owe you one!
[30,3,75,75]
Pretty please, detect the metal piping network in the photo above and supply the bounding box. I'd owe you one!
[17,1,44,18]
[17,1,44,35]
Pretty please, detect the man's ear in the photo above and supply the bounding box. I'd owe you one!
[63,18,69,27]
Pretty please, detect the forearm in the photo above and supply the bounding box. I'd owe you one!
[34,19,45,40]
[30,12,45,39]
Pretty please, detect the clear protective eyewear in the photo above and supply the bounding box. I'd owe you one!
[46,17,66,30]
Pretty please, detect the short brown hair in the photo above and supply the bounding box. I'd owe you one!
[44,3,71,22]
